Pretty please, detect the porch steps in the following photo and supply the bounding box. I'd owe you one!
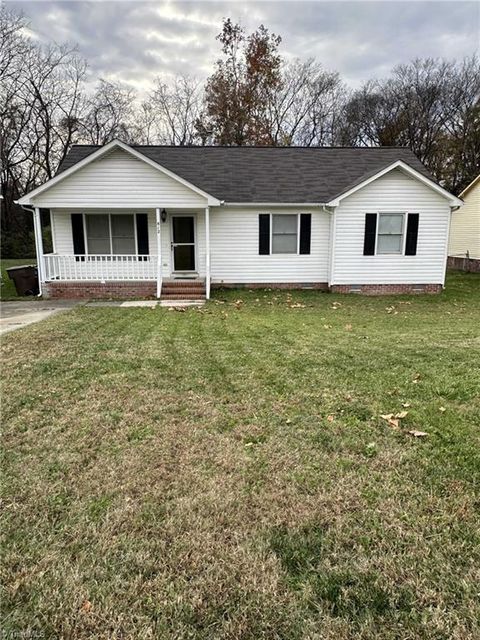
[161,279,206,301]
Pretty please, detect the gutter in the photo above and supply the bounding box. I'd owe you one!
[222,202,328,208]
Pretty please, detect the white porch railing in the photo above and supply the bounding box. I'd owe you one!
[43,254,157,281]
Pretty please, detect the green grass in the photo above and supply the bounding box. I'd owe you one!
[1,271,479,639]
[1,258,37,300]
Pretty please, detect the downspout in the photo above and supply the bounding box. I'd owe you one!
[325,205,337,289]
[205,206,211,300]
[20,204,43,297]
[155,208,162,299]
[443,205,459,288]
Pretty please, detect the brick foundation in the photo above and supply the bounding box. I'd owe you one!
[212,282,329,290]
[447,256,480,273]
[43,281,156,300]
[330,283,442,295]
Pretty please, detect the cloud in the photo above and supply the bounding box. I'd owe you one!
[7,0,479,92]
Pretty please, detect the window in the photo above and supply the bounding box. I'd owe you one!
[376,213,404,254]
[111,215,135,254]
[272,214,297,254]
[86,215,110,254]
[85,214,136,255]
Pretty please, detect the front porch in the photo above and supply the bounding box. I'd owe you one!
[34,206,211,301]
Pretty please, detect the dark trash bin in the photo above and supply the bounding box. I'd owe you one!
[6,265,39,296]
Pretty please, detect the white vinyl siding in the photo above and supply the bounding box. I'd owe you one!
[448,179,480,260]
[332,168,450,285]
[33,149,207,208]
[210,208,330,284]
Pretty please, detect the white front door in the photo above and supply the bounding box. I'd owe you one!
[171,216,196,272]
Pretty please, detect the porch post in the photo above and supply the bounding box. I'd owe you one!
[205,206,211,300]
[33,207,45,294]
[155,208,162,299]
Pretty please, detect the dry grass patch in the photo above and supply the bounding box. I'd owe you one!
[2,272,480,639]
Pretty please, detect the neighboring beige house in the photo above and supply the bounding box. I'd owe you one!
[448,174,480,271]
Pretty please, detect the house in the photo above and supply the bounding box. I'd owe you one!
[17,140,463,300]
[448,174,480,272]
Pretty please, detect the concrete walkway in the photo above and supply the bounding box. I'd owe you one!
[0,300,79,335]
[85,300,205,308]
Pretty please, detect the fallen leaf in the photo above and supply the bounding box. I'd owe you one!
[380,414,400,429]
[327,415,335,422]
[81,600,92,613]
[408,430,428,438]
[439,406,446,413]
[395,411,409,419]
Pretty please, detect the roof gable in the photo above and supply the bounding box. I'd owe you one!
[326,161,463,207]
[18,140,220,206]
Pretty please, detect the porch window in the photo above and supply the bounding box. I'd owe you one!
[85,214,135,255]
[272,214,298,254]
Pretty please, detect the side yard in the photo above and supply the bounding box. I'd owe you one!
[1,272,479,639]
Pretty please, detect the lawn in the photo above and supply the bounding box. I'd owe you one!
[1,258,37,300]
[1,272,479,639]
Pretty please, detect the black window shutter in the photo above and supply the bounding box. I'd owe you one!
[405,213,419,255]
[259,214,270,255]
[136,214,149,255]
[299,214,311,254]
[363,213,377,255]
[71,214,85,254]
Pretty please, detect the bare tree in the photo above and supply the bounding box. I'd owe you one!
[1,7,87,255]
[337,57,480,192]
[80,79,137,145]
[143,75,202,145]
[269,59,346,146]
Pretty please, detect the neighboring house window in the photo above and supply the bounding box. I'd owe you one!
[85,214,135,255]
[272,214,298,254]
[376,213,405,254]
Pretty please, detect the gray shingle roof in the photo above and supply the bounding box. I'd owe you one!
[58,145,435,204]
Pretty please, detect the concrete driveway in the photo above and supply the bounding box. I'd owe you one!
[0,300,79,335]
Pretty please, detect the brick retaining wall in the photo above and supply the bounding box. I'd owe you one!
[447,256,480,273]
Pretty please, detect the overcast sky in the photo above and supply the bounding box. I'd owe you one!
[9,0,480,92]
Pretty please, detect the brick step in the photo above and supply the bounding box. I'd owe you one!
[162,286,205,292]
[163,280,205,288]
[161,293,206,300]
[162,286,205,294]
